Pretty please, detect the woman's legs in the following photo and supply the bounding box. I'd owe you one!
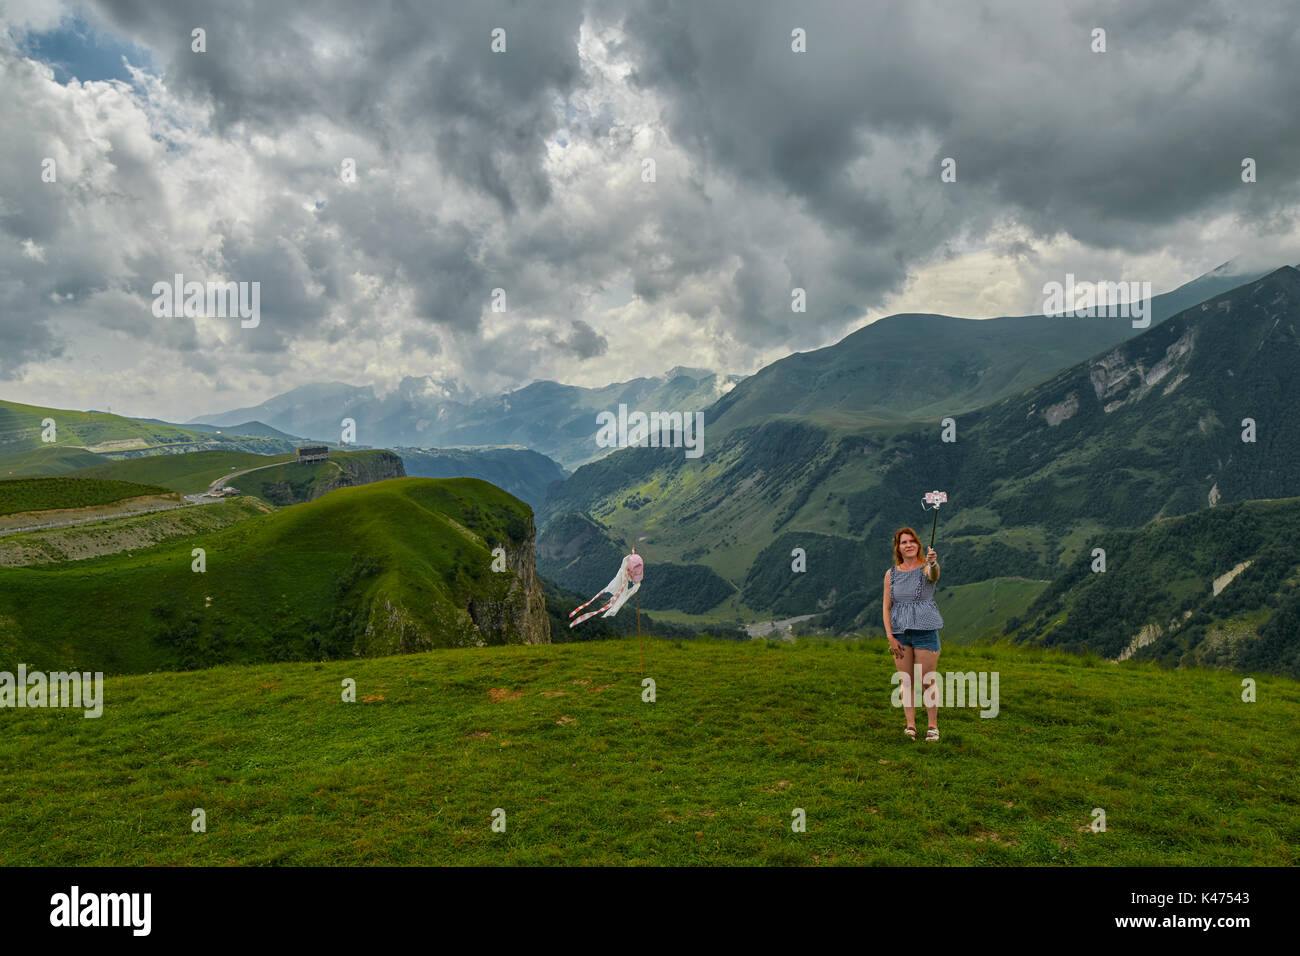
[893,645,916,729]
[915,648,940,731]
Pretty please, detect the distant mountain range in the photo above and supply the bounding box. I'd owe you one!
[191,261,1271,470]
[191,367,744,470]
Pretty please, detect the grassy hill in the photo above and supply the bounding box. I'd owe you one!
[62,449,298,495]
[0,476,173,515]
[0,638,1293,865]
[0,477,546,675]
[0,444,104,476]
[0,399,297,467]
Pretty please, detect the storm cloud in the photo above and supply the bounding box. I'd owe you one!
[2,0,1298,417]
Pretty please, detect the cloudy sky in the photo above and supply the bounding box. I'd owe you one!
[2,0,1299,421]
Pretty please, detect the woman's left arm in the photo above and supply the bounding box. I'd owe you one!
[925,548,940,583]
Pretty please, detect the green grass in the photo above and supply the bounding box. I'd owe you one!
[0,476,174,515]
[936,577,1049,644]
[1,638,1293,865]
[64,450,297,495]
[0,445,104,477]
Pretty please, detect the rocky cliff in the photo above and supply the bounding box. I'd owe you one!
[252,449,407,506]
[467,521,550,646]
[317,450,407,496]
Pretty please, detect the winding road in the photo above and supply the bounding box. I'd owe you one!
[0,459,313,536]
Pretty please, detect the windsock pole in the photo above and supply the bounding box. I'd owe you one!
[634,541,644,676]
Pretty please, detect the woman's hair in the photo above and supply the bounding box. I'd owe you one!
[892,527,922,567]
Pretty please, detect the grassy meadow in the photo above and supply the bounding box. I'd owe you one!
[2,638,1294,865]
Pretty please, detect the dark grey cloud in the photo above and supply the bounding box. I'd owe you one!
[4,0,1300,415]
[609,0,1300,252]
[548,318,608,359]
[87,0,587,216]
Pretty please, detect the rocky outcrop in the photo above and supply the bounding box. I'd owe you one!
[1212,560,1251,597]
[468,524,549,645]
[1043,392,1079,426]
[317,451,407,496]
[1116,609,1194,661]
[1088,326,1197,413]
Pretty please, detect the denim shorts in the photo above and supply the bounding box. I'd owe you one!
[895,628,941,652]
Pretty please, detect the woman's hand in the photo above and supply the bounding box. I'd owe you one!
[926,548,938,565]
[888,635,904,659]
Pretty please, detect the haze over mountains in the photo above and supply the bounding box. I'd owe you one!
[191,367,744,470]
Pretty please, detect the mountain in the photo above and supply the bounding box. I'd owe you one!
[184,380,390,437]
[396,446,567,510]
[189,262,1269,469]
[192,369,742,470]
[539,267,1300,657]
[707,260,1273,437]
[137,419,304,442]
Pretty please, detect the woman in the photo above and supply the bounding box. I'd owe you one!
[882,527,943,741]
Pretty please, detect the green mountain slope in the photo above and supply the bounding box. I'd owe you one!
[540,268,1300,658]
[397,446,568,509]
[706,261,1272,438]
[0,399,298,471]
[1011,497,1300,675]
[229,449,406,505]
[0,497,269,567]
[0,476,173,515]
[61,449,297,494]
[0,477,548,674]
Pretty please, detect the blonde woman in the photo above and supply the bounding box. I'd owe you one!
[883,527,943,741]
